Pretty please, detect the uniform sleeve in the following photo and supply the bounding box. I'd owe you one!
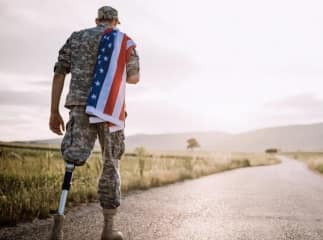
[53,32,75,75]
[126,48,140,77]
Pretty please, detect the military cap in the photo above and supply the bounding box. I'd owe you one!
[97,6,120,24]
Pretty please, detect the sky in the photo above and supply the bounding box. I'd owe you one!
[0,0,323,141]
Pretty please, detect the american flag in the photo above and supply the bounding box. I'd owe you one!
[86,28,136,132]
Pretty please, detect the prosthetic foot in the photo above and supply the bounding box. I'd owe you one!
[49,163,75,240]
[101,209,124,240]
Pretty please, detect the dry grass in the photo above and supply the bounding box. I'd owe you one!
[0,144,279,226]
[284,152,323,173]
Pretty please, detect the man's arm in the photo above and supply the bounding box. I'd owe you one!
[126,48,140,84]
[49,33,73,135]
[49,73,66,135]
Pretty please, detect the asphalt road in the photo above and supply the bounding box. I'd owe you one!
[1,156,323,240]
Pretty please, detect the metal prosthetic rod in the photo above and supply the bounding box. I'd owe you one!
[49,163,75,240]
[58,163,75,215]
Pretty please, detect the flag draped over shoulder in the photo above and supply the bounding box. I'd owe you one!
[86,28,136,132]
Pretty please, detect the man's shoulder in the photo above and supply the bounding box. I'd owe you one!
[71,26,104,40]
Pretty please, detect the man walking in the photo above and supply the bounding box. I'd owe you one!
[49,6,140,240]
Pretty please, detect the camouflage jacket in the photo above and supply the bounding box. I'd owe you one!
[54,23,140,108]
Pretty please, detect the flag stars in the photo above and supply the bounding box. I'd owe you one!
[99,68,104,73]
[104,56,109,61]
[108,43,112,48]
[98,60,101,65]
[91,94,97,99]
[95,81,100,86]
[101,48,105,52]
[97,55,101,59]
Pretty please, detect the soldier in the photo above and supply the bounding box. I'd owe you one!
[49,6,140,240]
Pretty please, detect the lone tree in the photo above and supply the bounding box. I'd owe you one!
[186,138,200,151]
[134,146,147,177]
[265,148,278,154]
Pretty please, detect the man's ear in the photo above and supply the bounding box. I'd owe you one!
[95,18,100,25]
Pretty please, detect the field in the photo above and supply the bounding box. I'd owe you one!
[0,144,279,226]
[284,152,323,174]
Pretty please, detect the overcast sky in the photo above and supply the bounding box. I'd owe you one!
[0,0,322,141]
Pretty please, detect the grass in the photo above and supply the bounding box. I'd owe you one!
[284,152,323,174]
[0,144,279,226]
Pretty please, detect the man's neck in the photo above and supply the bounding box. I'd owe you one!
[98,22,116,29]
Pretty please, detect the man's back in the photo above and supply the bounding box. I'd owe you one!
[54,24,107,108]
[54,23,139,109]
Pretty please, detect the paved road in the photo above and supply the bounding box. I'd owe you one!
[1,156,323,240]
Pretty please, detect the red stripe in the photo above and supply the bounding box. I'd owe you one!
[104,34,128,115]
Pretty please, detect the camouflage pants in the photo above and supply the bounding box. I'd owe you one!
[61,106,125,209]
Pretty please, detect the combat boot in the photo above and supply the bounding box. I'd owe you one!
[101,208,124,240]
[49,214,65,240]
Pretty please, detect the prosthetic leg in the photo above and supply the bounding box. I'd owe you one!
[49,163,75,240]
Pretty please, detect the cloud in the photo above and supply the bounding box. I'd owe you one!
[0,90,50,106]
[125,98,202,135]
[1,0,323,140]
[0,105,56,141]
[139,43,198,87]
[265,93,323,113]
[0,1,92,75]
[255,93,323,129]
[0,0,197,88]
[30,80,52,86]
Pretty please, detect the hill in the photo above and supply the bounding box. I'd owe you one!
[4,122,323,152]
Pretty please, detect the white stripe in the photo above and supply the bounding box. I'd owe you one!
[86,106,124,126]
[109,124,124,132]
[88,116,124,132]
[112,71,126,119]
[88,116,105,123]
[127,39,136,49]
[96,31,124,111]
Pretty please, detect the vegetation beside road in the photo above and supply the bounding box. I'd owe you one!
[284,152,323,174]
[0,143,279,225]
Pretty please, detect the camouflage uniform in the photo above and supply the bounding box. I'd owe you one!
[54,25,139,108]
[54,18,139,208]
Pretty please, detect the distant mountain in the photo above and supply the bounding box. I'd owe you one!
[5,122,323,152]
[125,131,231,151]
[125,123,323,151]
[217,123,323,152]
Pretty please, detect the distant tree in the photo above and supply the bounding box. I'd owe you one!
[134,146,147,177]
[134,146,147,156]
[186,138,200,151]
[265,148,278,154]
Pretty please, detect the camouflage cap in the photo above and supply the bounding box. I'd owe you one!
[97,6,120,24]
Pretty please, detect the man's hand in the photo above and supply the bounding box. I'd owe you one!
[126,73,140,84]
[49,112,65,135]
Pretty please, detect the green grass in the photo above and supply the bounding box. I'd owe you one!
[0,144,279,226]
[284,152,323,174]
